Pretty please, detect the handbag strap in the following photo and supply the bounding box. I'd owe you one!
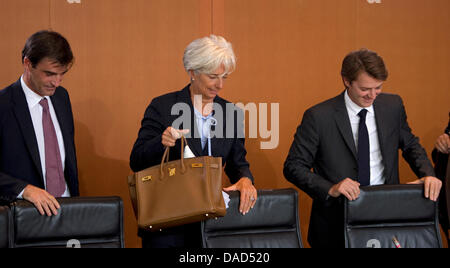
[160,136,187,177]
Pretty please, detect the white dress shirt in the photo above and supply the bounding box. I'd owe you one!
[18,76,70,198]
[344,90,385,186]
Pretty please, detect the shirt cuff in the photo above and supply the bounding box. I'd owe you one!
[17,189,25,199]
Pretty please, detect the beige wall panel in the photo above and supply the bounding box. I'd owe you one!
[0,0,50,82]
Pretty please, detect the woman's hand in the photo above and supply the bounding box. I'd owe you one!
[223,177,257,215]
[161,127,189,147]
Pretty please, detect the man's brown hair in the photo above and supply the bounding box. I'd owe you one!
[22,30,74,68]
[341,48,388,86]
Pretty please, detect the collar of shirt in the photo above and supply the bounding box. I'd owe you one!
[21,75,48,108]
[344,90,375,117]
[193,107,213,120]
[194,108,215,138]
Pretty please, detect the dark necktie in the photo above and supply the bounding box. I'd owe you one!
[357,109,370,186]
[39,98,65,197]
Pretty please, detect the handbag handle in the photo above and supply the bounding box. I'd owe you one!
[160,135,187,177]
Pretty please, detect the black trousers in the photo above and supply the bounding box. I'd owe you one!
[140,222,202,248]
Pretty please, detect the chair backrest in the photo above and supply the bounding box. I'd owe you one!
[11,196,124,248]
[0,206,12,248]
[202,188,303,248]
[345,185,442,248]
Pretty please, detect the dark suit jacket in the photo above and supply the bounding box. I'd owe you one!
[432,118,450,232]
[0,79,79,203]
[284,91,435,248]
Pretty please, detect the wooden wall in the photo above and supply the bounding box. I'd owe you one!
[1,0,448,248]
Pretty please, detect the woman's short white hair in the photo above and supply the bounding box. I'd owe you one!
[183,35,236,75]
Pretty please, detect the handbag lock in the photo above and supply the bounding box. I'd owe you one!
[141,176,153,182]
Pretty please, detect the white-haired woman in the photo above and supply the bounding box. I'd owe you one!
[130,35,257,248]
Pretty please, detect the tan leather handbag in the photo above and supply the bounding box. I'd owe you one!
[128,137,226,231]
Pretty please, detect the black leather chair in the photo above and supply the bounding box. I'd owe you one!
[0,206,12,248]
[345,185,442,248]
[11,196,124,248]
[202,188,303,248]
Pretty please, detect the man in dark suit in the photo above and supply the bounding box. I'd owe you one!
[284,49,442,248]
[0,31,78,216]
[432,113,450,242]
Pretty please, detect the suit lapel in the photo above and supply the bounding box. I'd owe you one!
[50,93,68,139]
[11,80,44,180]
[373,98,390,175]
[333,93,357,160]
[209,98,228,158]
[50,93,71,155]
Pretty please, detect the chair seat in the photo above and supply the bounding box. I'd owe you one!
[202,188,303,248]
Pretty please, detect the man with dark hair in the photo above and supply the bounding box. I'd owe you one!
[284,48,442,248]
[0,30,79,216]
